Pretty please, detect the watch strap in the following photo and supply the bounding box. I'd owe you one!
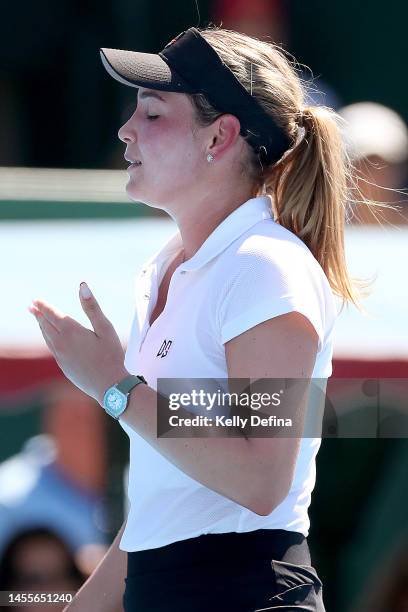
[116,374,147,395]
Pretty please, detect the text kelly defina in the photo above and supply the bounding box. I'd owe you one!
[168,415,293,428]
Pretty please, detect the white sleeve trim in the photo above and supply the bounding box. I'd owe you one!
[220,296,323,353]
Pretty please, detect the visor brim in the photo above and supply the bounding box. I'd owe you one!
[100,48,196,92]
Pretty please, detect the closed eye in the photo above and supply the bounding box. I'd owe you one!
[147,115,159,121]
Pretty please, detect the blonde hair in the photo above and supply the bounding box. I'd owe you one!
[189,26,398,315]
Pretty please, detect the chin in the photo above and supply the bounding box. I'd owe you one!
[125,187,167,212]
[126,182,146,203]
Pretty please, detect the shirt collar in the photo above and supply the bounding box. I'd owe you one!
[150,195,275,273]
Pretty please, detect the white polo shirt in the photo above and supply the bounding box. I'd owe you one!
[119,195,338,552]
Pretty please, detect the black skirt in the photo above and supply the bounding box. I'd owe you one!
[123,529,326,611]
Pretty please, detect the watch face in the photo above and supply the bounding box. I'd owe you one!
[104,388,127,417]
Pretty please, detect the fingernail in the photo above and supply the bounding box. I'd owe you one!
[28,305,41,316]
[80,282,92,299]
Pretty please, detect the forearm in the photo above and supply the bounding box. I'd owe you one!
[63,521,127,612]
[118,382,278,515]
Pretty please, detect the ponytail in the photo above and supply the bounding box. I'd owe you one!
[268,105,374,314]
[193,26,397,314]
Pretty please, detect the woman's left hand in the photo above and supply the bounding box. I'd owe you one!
[28,282,129,406]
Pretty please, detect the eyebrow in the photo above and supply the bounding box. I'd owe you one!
[138,90,167,102]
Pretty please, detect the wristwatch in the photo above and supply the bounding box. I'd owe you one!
[102,374,147,420]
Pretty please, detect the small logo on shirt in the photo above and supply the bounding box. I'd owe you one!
[157,339,172,358]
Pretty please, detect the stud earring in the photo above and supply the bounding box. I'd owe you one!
[207,153,215,162]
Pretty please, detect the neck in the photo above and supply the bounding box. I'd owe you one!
[171,185,257,261]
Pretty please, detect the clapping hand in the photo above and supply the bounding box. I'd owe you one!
[28,282,128,406]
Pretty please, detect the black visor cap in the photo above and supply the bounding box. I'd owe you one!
[100,28,291,165]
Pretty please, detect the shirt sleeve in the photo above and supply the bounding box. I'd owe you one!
[217,247,326,353]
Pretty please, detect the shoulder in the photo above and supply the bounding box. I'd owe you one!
[218,218,328,291]
[213,219,337,352]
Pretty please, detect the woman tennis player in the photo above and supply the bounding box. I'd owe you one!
[30,26,376,612]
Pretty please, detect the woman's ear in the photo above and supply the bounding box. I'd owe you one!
[208,114,241,159]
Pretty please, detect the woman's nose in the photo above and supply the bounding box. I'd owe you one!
[118,116,136,144]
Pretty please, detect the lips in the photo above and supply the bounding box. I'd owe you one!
[125,155,142,165]
[128,162,142,171]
